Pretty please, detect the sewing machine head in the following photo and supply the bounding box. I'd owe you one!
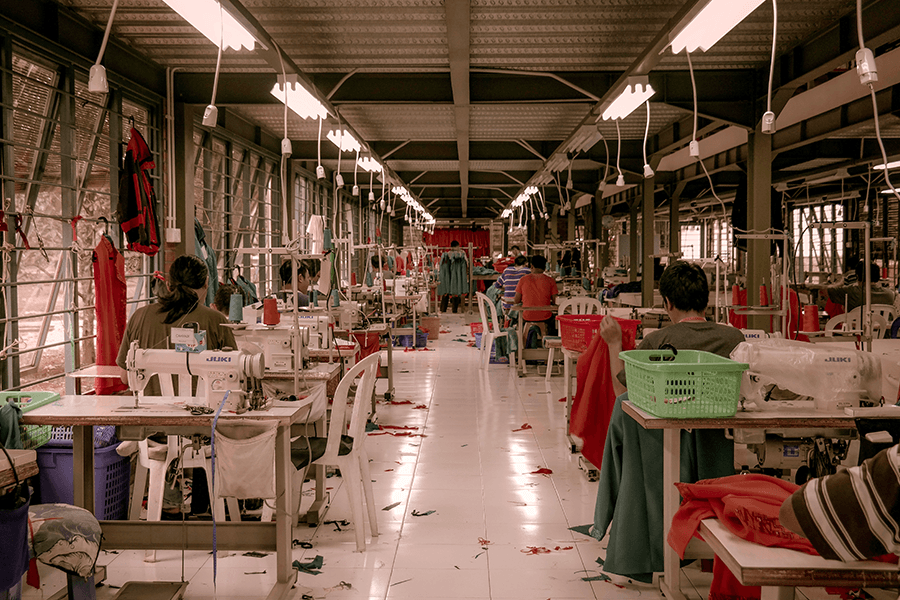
[732,339,882,412]
[230,324,310,372]
[125,341,265,410]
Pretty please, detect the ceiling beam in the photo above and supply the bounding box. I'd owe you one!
[445,0,470,219]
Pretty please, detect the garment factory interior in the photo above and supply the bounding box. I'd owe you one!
[1,1,900,600]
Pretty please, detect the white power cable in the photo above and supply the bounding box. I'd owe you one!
[762,0,778,133]
[642,101,653,178]
[95,0,119,68]
[614,119,624,185]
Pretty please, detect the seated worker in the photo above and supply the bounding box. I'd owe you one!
[212,282,238,317]
[509,245,522,259]
[304,258,322,305]
[116,255,237,517]
[513,255,559,336]
[822,260,897,316]
[280,259,310,307]
[494,254,531,311]
[366,255,392,287]
[591,261,745,583]
[780,442,900,561]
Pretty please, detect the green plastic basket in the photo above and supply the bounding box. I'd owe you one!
[0,391,60,449]
[621,349,748,418]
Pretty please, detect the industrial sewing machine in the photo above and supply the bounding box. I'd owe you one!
[125,341,265,411]
[231,324,311,372]
[730,339,883,480]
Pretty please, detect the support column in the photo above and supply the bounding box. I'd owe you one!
[567,206,576,241]
[747,131,772,330]
[642,178,655,307]
[0,36,18,389]
[173,103,195,258]
[60,66,78,395]
[669,191,680,257]
[629,201,639,281]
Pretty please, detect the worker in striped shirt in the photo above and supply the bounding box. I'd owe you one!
[494,254,530,311]
[779,443,900,561]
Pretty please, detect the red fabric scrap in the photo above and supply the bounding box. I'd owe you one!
[478,537,492,546]
[380,425,419,430]
[512,423,532,431]
[530,467,553,475]
[521,546,551,555]
[558,397,566,402]
[413,404,427,409]
[389,400,414,405]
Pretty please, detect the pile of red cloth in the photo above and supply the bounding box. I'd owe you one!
[668,473,895,600]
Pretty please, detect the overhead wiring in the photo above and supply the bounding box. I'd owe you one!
[614,119,624,186]
[762,0,778,133]
[642,101,653,178]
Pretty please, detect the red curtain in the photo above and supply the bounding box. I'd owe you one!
[424,229,491,257]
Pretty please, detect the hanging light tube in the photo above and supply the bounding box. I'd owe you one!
[357,156,382,173]
[874,160,900,171]
[670,0,765,54]
[270,77,328,120]
[601,76,655,121]
[326,128,361,153]
[162,0,258,51]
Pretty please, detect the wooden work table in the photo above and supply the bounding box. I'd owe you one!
[621,400,856,600]
[21,394,316,600]
[0,448,37,488]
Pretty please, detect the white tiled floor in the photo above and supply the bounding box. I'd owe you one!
[23,314,713,600]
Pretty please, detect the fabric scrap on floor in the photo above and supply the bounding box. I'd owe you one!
[293,555,324,575]
[569,524,593,537]
[382,501,401,511]
[530,467,553,475]
[512,423,532,431]
[411,509,435,516]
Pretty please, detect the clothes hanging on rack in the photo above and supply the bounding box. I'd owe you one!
[92,235,127,395]
[194,218,218,307]
[307,215,326,254]
[116,127,160,256]
[437,249,468,313]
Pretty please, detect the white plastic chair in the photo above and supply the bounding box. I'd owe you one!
[263,352,381,551]
[475,292,509,370]
[544,297,603,381]
[825,308,889,339]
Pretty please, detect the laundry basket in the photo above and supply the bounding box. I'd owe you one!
[621,349,748,418]
[557,315,640,353]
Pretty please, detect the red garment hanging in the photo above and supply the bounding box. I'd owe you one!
[569,328,635,469]
[93,236,127,394]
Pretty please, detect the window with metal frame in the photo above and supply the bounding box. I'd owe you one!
[0,46,161,393]
[791,203,844,283]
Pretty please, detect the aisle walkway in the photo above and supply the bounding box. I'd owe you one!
[25,314,712,600]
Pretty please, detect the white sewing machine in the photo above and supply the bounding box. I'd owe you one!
[125,341,265,411]
[231,324,310,372]
[729,339,883,477]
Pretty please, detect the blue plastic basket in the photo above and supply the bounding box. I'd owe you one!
[36,443,130,520]
[44,425,117,448]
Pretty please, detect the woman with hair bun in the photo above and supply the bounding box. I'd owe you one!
[116,254,237,395]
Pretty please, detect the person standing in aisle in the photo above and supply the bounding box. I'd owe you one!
[438,240,468,313]
[512,255,559,336]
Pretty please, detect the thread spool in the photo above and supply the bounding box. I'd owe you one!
[801,305,820,332]
[263,298,280,325]
[228,293,243,322]
[331,289,341,307]
[732,284,740,307]
[759,285,769,307]
[310,289,319,306]
[351,273,357,286]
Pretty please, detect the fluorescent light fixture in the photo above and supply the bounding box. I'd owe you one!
[524,186,538,196]
[874,160,900,171]
[670,0,765,54]
[162,0,257,51]
[546,154,569,172]
[270,80,328,120]
[357,157,382,173]
[880,188,900,195]
[326,129,360,153]
[601,76,655,121]
[392,186,408,196]
[566,126,604,154]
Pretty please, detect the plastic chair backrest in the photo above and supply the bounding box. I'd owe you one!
[558,297,602,316]
[824,309,889,338]
[321,352,381,464]
[871,303,898,324]
[476,292,503,335]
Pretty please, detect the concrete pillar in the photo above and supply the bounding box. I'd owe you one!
[669,192,680,257]
[642,178,655,307]
[173,103,195,257]
[746,131,772,330]
[629,201,639,281]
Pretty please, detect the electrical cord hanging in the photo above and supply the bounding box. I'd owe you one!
[94,0,119,70]
[855,0,900,201]
[614,119,624,185]
[642,100,652,178]
[210,5,223,111]
[766,0,778,117]
[686,49,699,152]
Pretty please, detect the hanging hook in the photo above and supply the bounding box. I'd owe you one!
[128,115,135,129]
